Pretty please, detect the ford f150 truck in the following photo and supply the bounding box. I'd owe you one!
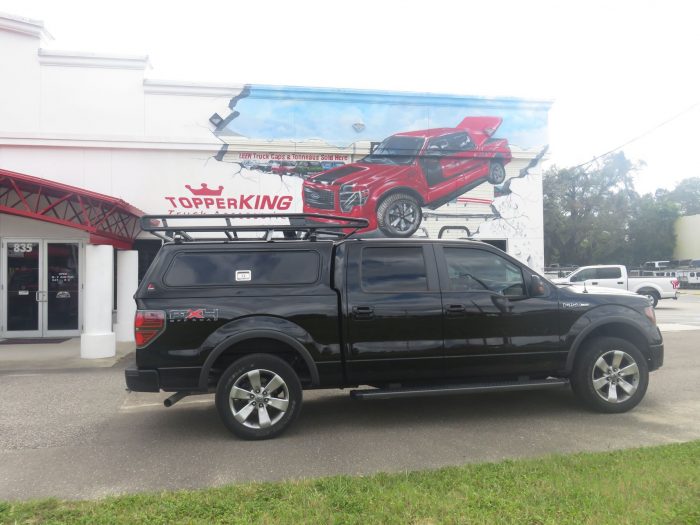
[302,117,511,238]
[125,215,663,440]
[552,265,679,307]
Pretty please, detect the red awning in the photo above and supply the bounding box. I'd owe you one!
[0,168,144,249]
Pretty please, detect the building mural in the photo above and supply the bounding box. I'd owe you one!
[170,84,550,266]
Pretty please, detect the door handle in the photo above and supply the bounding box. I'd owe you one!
[591,282,599,285]
[617,281,624,284]
[445,304,466,316]
[352,306,374,320]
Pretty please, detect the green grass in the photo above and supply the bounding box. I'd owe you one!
[2,441,699,525]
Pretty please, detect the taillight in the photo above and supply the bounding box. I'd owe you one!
[672,279,679,289]
[134,310,165,347]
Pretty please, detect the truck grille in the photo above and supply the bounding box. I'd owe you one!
[303,187,335,210]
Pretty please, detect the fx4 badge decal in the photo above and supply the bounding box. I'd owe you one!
[168,308,219,322]
[561,302,590,309]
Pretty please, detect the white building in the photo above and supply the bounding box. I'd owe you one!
[0,12,551,347]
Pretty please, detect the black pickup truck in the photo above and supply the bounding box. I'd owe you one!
[126,214,663,439]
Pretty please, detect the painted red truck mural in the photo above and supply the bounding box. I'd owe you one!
[302,116,512,237]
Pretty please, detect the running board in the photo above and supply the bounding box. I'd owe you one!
[350,378,569,400]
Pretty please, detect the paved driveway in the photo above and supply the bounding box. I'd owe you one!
[1,330,699,501]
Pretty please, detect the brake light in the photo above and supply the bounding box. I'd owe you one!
[134,310,165,347]
[671,279,679,289]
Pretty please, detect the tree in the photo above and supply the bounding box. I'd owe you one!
[627,194,679,264]
[669,177,700,216]
[544,152,637,265]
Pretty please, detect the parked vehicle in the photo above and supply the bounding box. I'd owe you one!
[677,269,700,288]
[302,117,511,238]
[552,265,679,307]
[125,215,664,439]
[270,161,297,176]
[293,161,325,179]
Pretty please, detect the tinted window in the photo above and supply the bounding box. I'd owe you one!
[361,247,427,292]
[596,267,622,279]
[164,250,319,287]
[570,268,596,282]
[444,248,525,297]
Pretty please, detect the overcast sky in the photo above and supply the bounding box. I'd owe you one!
[2,0,698,194]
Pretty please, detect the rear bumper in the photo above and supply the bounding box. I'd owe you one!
[125,367,160,392]
[648,342,664,371]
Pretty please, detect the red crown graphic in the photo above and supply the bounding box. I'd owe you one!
[185,183,224,196]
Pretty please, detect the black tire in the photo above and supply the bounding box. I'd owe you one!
[215,354,302,440]
[570,336,649,413]
[376,193,422,238]
[487,161,506,184]
[638,289,659,308]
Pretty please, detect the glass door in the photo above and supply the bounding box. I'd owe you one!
[3,240,42,337]
[44,241,81,336]
[2,240,82,338]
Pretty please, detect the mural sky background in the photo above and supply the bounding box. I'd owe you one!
[220,86,549,150]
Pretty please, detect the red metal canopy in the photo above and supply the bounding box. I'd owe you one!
[0,168,144,249]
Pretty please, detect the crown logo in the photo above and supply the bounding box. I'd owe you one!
[185,183,224,196]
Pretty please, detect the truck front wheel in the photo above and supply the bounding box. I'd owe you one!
[376,193,422,238]
[570,336,649,413]
[215,354,302,440]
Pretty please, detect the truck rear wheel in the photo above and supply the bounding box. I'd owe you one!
[215,354,302,440]
[638,289,659,308]
[570,336,649,413]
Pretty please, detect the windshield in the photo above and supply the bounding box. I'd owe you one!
[362,136,424,165]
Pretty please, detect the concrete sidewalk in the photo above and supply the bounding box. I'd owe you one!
[0,338,134,372]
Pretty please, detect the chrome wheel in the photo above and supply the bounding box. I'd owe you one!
[387,201,419,234]
[229,368,289,429]
[591,350,640,403]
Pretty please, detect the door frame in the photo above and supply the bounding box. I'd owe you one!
[1,238,84,338]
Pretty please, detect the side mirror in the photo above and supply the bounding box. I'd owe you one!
[529,275,548,297]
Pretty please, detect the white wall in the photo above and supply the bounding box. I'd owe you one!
[674,215,700,259]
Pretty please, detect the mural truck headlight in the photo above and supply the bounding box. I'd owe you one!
[339,184,370,212]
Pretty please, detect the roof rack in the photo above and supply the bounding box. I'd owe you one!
[140,213,369,242]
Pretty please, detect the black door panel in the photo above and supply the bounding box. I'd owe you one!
[344,244,444,383]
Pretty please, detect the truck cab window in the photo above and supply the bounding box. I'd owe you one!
[444,248,525,297]
[361,246,428,292]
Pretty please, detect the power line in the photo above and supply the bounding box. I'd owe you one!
[571,100,700,170]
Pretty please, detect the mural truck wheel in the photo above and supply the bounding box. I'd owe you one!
[488,161,506,184]
[377,193,422,238]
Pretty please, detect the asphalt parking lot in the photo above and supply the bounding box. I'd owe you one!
[1,296,699,501]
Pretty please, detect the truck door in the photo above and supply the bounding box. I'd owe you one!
[343,243,444,383]
[435,245,565,378]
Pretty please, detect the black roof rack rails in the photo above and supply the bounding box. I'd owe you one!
[140,213,369,243]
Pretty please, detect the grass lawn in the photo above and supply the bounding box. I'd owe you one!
[1,441,698,524]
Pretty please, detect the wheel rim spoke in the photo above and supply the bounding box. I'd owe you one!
[248,370,262,391]
[267,397,289,412]
[617,377,637,395]
[592,376,608,391]
[611,350,624,369]
[258,406,272,428]
[594,356,609,373]
[230,386,253,401]
[234,402,256,423]
[619,363,638,377]
[607,383,618,402]
[265,374,285,394]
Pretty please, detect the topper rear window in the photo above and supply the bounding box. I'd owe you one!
[163,250,320,287]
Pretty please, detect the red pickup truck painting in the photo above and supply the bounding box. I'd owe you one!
[302,116,512,237]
